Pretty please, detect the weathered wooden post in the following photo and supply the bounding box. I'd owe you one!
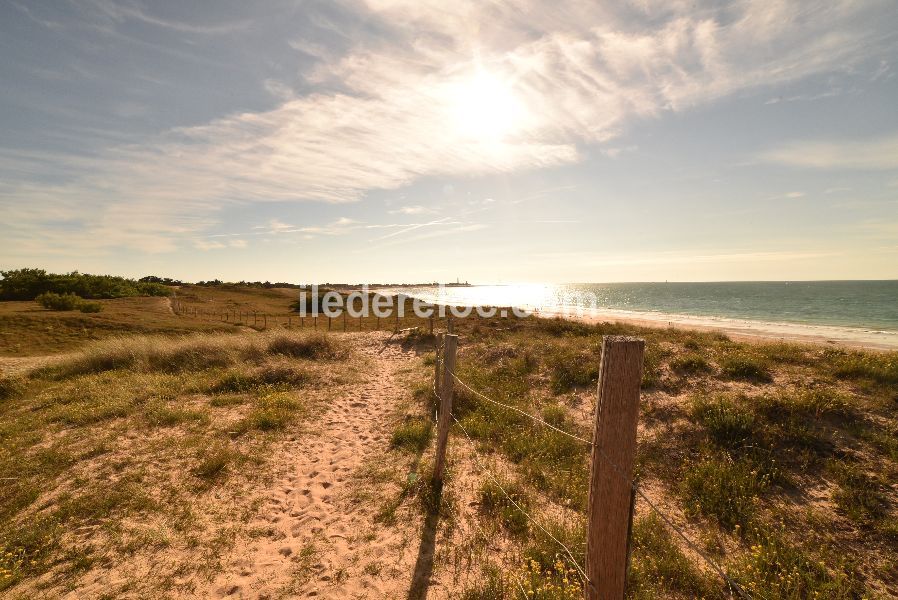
[447,317,454,334]
[433,334,457,485]
[433,334,443,401]
[429,316,434,335]
[584,336,644,600]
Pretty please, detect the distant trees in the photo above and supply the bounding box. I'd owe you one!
[139,275,183,285]
[194,279,304,289]
[0,268,171,301]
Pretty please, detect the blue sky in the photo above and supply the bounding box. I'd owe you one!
[1,0,897,283]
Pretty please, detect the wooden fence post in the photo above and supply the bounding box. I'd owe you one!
[433,334,443,401]
[433,333,457,486]
[447,317,454,334]
[584,336,644,600]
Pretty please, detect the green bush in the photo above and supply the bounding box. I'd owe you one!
[1,268,169,300]
[78,301,102,313]
[35,292,83,311]
[682,455,769,530]
[720,355,772,383]
[691,394,755,448]
[671,353,711,375]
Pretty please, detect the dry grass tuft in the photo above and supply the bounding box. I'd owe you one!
[36,330,345,380]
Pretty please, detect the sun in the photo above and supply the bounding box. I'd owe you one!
[448,70,526,141]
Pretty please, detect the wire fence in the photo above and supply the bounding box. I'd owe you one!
[432,336,755,600]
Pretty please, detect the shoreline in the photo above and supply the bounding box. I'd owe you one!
[537,307,898,351]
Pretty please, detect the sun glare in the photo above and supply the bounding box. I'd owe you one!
[449,70,526,141]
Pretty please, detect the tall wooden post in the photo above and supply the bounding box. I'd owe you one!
[433,334,443,401]
[585,336,644,600]
[447,317,454,334]
[433,334,457,485]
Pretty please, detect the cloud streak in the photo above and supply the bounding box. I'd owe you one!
[2,0,895,254]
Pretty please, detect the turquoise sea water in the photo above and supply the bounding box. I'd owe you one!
[391,281,898,332]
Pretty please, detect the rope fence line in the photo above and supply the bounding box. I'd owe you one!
[432,336,755,600]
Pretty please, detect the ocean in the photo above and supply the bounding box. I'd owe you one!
[387,281,898,333]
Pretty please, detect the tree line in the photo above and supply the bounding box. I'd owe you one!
[0,269,171,301]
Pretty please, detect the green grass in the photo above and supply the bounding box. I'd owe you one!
[0,329,351,595]
[691,394,756,449]
[670,353,711,375]
[390,417,433,453]
[627,513,717,599]
[827,461,889,525]
[478,476,533,536]
[720,354,773,383]
[730,524,864,599]
[682,454,770,531]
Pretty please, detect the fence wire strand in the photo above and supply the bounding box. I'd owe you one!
[440,357,755,600]
[450,412,590,586]
[448,371,594,446]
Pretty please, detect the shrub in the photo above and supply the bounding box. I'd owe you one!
[478,476,532,536]
[682,455,769,530]
[35,292,83,311]
[267,333,339,359]
[77,301,102,313]
[628,513,715,598]
[720,355,772,383]
[691,395,755,448]
[0,375,23,401]
[827,461,888,524]
[823,349,898,386]
[193,441,240,480]
[731,524,863,599]
[670,353,711,375]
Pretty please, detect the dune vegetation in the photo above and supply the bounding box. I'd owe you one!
[0,330,360,595]
[388,317,898,599]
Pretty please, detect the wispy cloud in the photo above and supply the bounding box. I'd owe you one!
[3,0,894,254]
[760,133,898,169]
[389,205,436,215]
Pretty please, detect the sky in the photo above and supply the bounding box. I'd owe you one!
[1,0,897,283]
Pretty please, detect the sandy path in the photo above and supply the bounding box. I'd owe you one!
[204,336,417,599]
